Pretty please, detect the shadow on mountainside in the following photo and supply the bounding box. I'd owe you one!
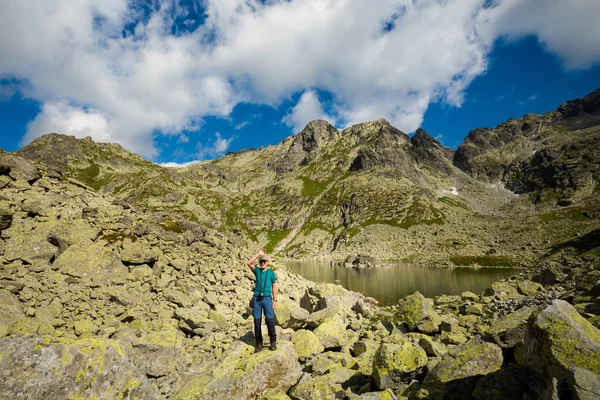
[547,228,600,256]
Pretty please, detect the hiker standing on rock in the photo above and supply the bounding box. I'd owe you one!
[247,248,277,352]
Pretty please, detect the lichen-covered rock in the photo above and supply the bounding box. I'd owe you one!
[483,281,523,300]
[396,291,442,334]
[288,372,344,400]
[53,242,126,284]
[516,300,600,379]
[0,201,12,231]
[120,239,161,265]
[372,340,428,389]
[517,280,543,296]
[0,152,41,182]
[0,336,159,399]
[4,221,58,264]
[314,315,348,349]
[306,282,360,312]
[423,339,503,391]
[175,341,302,400]
[357,390,396,400]
[0,289,26,337]
[291,329,324,359]
[306,306,341,329]
[277,297,309,329]
[488,306,534,348]
[567,367,600,400]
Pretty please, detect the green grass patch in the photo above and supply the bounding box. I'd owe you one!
[301,219,337,235]
[159,217,184,233]
[539,206,595,222]
[300,176,330,197]
[101,232,137,243]
[264,228,292,253]
[438,196,470,210]
[450,255,517,267]
[582,247,600,257]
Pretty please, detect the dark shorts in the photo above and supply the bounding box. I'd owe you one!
[252,295,274,319]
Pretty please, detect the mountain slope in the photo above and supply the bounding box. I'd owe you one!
[15,89,600,265]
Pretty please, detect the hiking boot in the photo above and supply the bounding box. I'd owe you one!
[255,343,264,353]
[269,342,277,351]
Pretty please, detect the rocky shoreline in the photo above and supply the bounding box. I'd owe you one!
[0,145,599,399]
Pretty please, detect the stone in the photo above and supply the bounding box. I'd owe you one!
[357,390,396,400]
[461,291,479,302]
[276,297,309,329]
[461,303,484,316]
[483,281,523,300]
[288,373,345,400]
[372,340,428,389]
[73,319,98,337]
[0,201,12,231]
[472,366,539,400]
[204,292,218,307]
[175,341,302,400]
[517,280,543,296]
[567,367,600,400]
[441,331,468,345]
[133,329,184,379]
[314,315,348,349]
[0,289,26,337]
[516,300,600,379]
[306,306,341,329]
[53,242,125,285]
[0,152,40,182]
[163,288,192,307]
[4,222,58,264]
[257,390,292,400]
[439,315,459,333]
[488,306,534,348]
[291,329,324,360]
[423,339,503,392]
[396,291,441,334]
[0,336,159,399]
[120,239,160,265]
[129,264,153,281]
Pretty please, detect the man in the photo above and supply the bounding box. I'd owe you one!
[247,248,277,352]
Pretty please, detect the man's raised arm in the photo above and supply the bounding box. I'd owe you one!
[247,248,265,272]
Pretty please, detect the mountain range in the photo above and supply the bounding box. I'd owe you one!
[13,88,600,266]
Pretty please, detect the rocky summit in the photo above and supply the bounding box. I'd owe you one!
[0,89,599,399]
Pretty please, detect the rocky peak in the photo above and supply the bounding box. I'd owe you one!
[409,129,455,175]
[272,120,339,173]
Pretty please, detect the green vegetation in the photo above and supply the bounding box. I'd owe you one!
[539,206,597,222]
[300,176,330,197]
[264,228,292,253]
[301,218,337,235]
[438,196,470,210]
[100,233,137,243]
[450,255,517,267]
[159,218,184,233]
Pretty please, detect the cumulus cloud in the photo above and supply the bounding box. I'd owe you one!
[159,160,200,168]
[0,0,598,158]
[282,91,335,133]
[197,132,234,160]
[478,0,600,69]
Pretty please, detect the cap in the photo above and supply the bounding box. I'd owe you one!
[258,255,270,263]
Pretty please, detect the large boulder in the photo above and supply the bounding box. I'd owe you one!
[288,372,344,400]
[313,315,348,349]
[0,201,12,231]
[488,306,534,348]
[276,297,309,329]
[372,339,428,389]
[483,281,523,300]
[567,367,600,400]
[302,283,360,313]
[120,239,161,265]
[516,300,600,379]
[175,341,302,400]
[53,242,127,285]
[4,221,58,264]
[0,336,159,399]
[291,329,324,360]
[0,289,26,337]
[0,152,41,182]
[472,366,540,400]
[396,291,442,334]
[423,339,503,392]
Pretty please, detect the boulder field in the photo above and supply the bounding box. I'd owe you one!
[0,150,599,399]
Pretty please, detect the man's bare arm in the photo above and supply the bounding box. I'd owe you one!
[272,283,277,309]
[247,248,265,272]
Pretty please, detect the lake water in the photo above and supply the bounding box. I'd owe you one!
[285,261,519,306]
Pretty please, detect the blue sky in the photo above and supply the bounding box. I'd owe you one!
[1,0,599,166]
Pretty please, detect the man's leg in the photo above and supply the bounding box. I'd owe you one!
[264,297,277,350]
[252,296,263,352]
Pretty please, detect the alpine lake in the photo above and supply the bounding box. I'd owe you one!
[284,261,520,306]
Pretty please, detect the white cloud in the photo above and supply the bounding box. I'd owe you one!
[283,91,335,133]
[1,0,599,158]
[478,0,600,69]
[159,160,200,168]
[519,93,539,106]
[196,132,234,160]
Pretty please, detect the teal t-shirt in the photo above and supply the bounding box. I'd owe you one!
[253,266,277,297]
